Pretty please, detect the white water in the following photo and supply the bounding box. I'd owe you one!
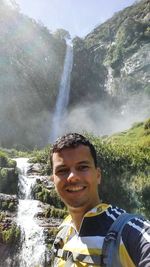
[104,65,114,95]
[50,40,73,142]
[16,158,46,267]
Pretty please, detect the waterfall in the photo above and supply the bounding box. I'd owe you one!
[104,66,114,95]
[50,40,73,142]
[16,158,46,267]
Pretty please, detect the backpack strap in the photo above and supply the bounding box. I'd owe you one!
[55,248,102,266]
[53,213,143,267]
[52,225,103,266]
[102,213,143,267]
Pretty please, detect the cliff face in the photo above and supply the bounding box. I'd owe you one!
[71,0,150,101]
[0,1,67,149]
[0,0,150,148]
[70,0,150,134]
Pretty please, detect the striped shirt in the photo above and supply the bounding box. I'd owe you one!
[53,203,150,266]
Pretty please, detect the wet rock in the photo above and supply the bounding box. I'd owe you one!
[0,168,18,194]
[0,242,20,267]
[0,193,18,202]
[0,193,18,212]
[27,163,43,174]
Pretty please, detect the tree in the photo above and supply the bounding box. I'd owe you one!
[53,28,70,40]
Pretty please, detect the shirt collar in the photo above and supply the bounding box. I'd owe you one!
[60,203,110,229]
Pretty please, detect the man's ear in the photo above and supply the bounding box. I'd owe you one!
[50,175,54,182]
[97,168,101,185]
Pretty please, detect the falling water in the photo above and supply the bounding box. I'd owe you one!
[104,65,114,95]
[16,158,46,267]
[50,40,73,142]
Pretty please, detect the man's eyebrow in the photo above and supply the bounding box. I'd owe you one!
[54,164,67,169]
[77,161,91,165]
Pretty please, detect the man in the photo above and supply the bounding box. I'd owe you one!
[50,133,150,266]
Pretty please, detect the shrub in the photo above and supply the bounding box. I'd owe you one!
[32,183,64,209]
[0,152,8,167]
[1,202,8,210]
[2,224,20,244]
[144,118,150,130]
[87,134,150,215]
[7,159,16,168]
[45,206,68,219]
[132,122,143,128]
[0,168,8,179]
[8,202,16,212]
[0,168,18,194]
[142,184,150,219]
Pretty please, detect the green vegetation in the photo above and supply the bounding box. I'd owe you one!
[0,150,18,194]
[1,147,33,158]
[45,226,59,252]
[32,118,150,219]
[0,0,149,149]
[0,197,18,212]
[0,151,16,168]
[144,118,150,136]
[90,119,150,217]
[32,181,64,209]
[106,119,150,147]
[71,0,150,110]
[0,0,67,149]
[44,206,68,219]
[106,18,149,75]
[1,224,20,244]
[29,145,51,175]
[0,212,20,244]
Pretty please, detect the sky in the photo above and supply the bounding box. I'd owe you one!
[15,0,137,38]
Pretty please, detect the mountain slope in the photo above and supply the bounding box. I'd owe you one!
[71,0,150,101]
[0,0,149,148]
[105,118,150,148]
[69,0,150,136]
[0,1,66,148]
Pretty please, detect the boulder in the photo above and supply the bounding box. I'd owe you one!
[0,193,18,212]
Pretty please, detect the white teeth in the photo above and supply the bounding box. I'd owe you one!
[67,186,84,192]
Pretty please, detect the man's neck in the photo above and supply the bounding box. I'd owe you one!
[68,202,101,232]
[69,209,85,232]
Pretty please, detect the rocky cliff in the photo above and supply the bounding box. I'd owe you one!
[0,0,150,148]
[71,0,150,101]
[69,0,150,135]
[0,0,67,149]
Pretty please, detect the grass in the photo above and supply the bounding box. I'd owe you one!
[105,119,150,148]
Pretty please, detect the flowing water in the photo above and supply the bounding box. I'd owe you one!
[16,158,46,267]
[50,40,73,142]
[104,65,114,95]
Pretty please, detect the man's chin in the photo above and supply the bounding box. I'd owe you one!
[65,200,89,210]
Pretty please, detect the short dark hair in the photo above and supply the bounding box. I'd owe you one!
[50,133,97,168]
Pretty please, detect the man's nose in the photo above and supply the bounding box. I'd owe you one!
[67,169,79,182]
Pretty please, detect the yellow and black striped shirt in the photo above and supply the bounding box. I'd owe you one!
[53,203,150,266]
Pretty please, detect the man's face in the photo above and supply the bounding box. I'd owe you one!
[51,145,101,212]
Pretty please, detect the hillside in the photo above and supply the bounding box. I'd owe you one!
[1,118,148,216]
[69,0,150,136]
[17,117,149,217]
[105,117,150,148]
[0,0,67,148]
[0,118,149,265]
[71,0,150,102]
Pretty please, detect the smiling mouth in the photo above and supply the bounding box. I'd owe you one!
[66,185,86,193]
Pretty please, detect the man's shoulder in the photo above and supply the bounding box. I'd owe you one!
[121,213,150,237]
[59,214,72,228]
[103,206,150,238]
[56,214,73,238]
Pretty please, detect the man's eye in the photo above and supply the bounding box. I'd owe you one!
[57,169,68,175]
[78,165,89,171]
